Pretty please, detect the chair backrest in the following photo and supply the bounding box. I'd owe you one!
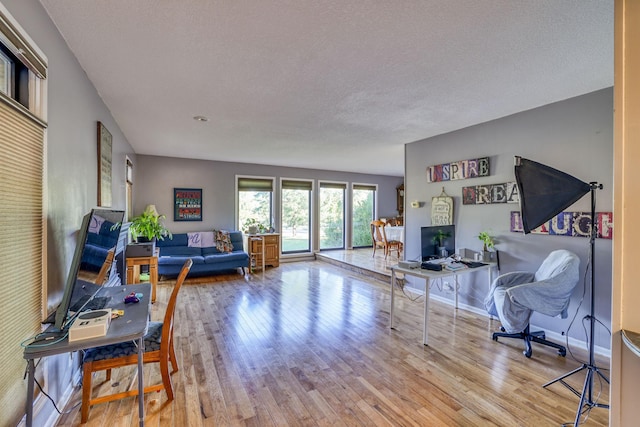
[161,259,192,351]
[511,249,580,318]
[370,220,387,244]
[95,248,115,285]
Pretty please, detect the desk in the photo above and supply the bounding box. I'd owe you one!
[390,263,495,345]
[127,249,158,302]
[23,284,151,427]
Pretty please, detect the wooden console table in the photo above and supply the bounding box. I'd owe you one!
[126,248,158,302]
[245,233,280,270]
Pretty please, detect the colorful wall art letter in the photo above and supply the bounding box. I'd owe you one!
[426,157,490,183]
[463,182,520,205]
[510,211,613,239]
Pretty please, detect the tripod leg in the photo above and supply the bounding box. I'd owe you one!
[543,363,588,394]
[574,368,594,427]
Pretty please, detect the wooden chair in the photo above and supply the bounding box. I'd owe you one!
[80,259,193,423]
[370,220,387,257]
[94,248,115,285]
[371,220,402,259]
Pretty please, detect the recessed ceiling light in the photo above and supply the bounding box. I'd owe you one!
[193,115,209,122]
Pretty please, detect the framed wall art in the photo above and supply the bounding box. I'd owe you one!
[174,188,202,221]
[97,121,112,207]
[431,187,453,225]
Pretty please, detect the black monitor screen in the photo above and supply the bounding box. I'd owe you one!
[53,209,124,331]
[421,225,456,260]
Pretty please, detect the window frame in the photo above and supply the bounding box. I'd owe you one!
[236,175,276,232]
[280,177,314,255]
[318,180,348,251]
[351,183,377,249]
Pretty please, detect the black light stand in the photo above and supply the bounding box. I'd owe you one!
[541,182,609,426]
[513,157,609,426]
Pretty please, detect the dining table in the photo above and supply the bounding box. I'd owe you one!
[385,225,404,243]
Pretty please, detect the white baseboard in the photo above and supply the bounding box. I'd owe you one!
[403,285,611,359]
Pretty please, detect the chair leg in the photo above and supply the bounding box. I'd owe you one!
[159,354,175,401]
[81,362,93,423]
[492,325,566,358]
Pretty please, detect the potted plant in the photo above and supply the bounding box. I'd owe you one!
[431,229,451,257]
[243,218,268,234]
[478,231,495,261]
[130,207,172,242]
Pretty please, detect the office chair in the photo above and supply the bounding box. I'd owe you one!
[80,259,192,422]
[484,249,580,358]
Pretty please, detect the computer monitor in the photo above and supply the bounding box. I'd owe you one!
[421,224,456,260]
[53,209,124,331]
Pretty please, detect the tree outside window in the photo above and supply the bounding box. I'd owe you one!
[281,179,311,253]
[238,177,273,232]
[319,183,345,250]
[352,185,375,247]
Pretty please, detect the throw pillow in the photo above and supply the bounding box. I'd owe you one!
[214,229,234,253]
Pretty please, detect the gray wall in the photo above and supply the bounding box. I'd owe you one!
[404,88,613,350]
[135,155,402,251]
[2,1,134,425]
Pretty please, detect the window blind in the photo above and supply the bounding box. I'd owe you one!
[238,177,273,191]
[282,180,312,191]
[0,97,44,423]
[353,184,376,191]
[319,182,347,189]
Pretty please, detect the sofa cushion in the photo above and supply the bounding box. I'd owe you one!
[214,229,233,253]
[204,251,248,264]
[159,254,205,265]
[159,246,202,257]
[202,247,222,256]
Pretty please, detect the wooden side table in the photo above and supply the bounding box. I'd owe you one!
[126,248,159,302]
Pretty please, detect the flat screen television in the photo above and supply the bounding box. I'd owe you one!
[421,225,456,260]
[52,208,125,332]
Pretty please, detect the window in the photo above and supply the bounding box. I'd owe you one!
[238,176,274,232]
[319,182,346,250]
[0,7,47,423]
[0,43,32,108]
[281,179,312,253]
[0,49,11,96]
[352,184,376,248]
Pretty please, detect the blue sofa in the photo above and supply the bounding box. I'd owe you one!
[156,231,249,278]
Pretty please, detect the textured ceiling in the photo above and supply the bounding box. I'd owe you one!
[39,0,613,176]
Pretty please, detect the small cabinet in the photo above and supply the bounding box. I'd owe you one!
[245,233,280,270]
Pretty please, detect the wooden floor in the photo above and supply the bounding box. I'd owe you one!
[57,254,610,426]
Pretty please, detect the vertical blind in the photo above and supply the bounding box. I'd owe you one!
[0,98,44,424]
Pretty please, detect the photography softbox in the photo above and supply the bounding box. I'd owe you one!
[514,157,591,234]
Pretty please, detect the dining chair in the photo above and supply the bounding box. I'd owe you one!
[370,220,402,259]
[80,259,192,422]
[94,248,115,285]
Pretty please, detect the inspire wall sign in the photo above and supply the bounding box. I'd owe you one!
[426,157,489,183]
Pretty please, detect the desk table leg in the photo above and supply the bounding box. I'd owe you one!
[25,359,35,427]
[390,270,395,329]
[423,277,431,346]
[137,336,145,426]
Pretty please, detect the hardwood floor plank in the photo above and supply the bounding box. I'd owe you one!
[56,260,609,426]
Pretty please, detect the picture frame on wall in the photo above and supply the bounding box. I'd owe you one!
[97,121,112,207]
[174,188,202,221]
